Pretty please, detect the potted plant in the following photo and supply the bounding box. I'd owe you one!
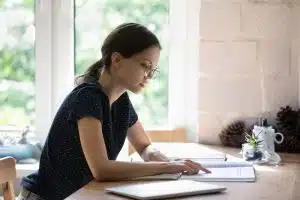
[242,132,263,161]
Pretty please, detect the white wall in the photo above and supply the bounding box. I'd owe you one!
[293,3,300,107]
[198,0,300,144]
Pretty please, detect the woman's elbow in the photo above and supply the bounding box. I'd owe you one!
[93,169,112,182]
[90,162,111,181]
[94,174,107,182]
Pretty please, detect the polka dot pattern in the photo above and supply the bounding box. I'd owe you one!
[21,82,138,200]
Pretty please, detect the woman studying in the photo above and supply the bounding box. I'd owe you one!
[17,23,210,200]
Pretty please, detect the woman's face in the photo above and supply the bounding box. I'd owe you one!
[112,45,161,94]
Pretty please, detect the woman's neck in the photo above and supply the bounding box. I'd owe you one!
[98,69,125,105]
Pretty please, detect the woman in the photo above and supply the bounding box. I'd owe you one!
[17,23,210,200]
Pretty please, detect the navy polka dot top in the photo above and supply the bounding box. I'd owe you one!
[21,82,138,200]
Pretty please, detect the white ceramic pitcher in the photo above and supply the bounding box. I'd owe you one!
[252,125,284,164]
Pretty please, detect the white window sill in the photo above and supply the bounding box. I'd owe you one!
[16,163,39,178]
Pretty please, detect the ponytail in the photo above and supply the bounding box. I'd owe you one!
[75,59,104,86]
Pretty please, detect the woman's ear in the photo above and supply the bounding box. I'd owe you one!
[111,52,123,68]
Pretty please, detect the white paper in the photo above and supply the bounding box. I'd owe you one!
[181,167,255,182]
[200,160,253,168]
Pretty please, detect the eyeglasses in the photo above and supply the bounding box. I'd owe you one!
[131,58,160,78]
[140,63,159,78]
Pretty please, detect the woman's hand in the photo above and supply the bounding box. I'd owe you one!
[141,145,170,162]
[163,160,211,175]
[145,150,170,162]
[141,147,211,175]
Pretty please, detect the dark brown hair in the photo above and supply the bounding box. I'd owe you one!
[75,23,161,85]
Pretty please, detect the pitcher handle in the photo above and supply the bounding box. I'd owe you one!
[275,132,284,144]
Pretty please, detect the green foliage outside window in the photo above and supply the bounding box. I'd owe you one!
[0,0,169,129]
[0,0,35,127]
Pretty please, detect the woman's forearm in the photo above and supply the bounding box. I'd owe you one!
[94,160,169,181]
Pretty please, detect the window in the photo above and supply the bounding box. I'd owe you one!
[1,0,200,145]
[0,0,35,128]
[75,0,169,129]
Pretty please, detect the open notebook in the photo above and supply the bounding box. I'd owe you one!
[133,160,256,182]
[138,143,227,161]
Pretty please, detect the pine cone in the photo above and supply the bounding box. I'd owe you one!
[275,135,300,153]
[276,106,298,136]
[245,124,255,135]
[296,108,300,135]
[221,120,245,136]
[219,134,245,148]
[219,120,246,148]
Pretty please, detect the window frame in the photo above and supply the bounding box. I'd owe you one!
[168,0,201,142]
[35,0,200,144]
[35,0,75,144]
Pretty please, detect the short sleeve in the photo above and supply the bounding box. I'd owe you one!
[127,95,138,128]
[68,86,104,122]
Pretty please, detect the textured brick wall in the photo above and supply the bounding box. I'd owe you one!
[198,0,300,144]
[293,2,300,106]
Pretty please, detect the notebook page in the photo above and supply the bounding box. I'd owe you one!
[181,167,255,182]
[152,143,226,160]
[199,160,253,168]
